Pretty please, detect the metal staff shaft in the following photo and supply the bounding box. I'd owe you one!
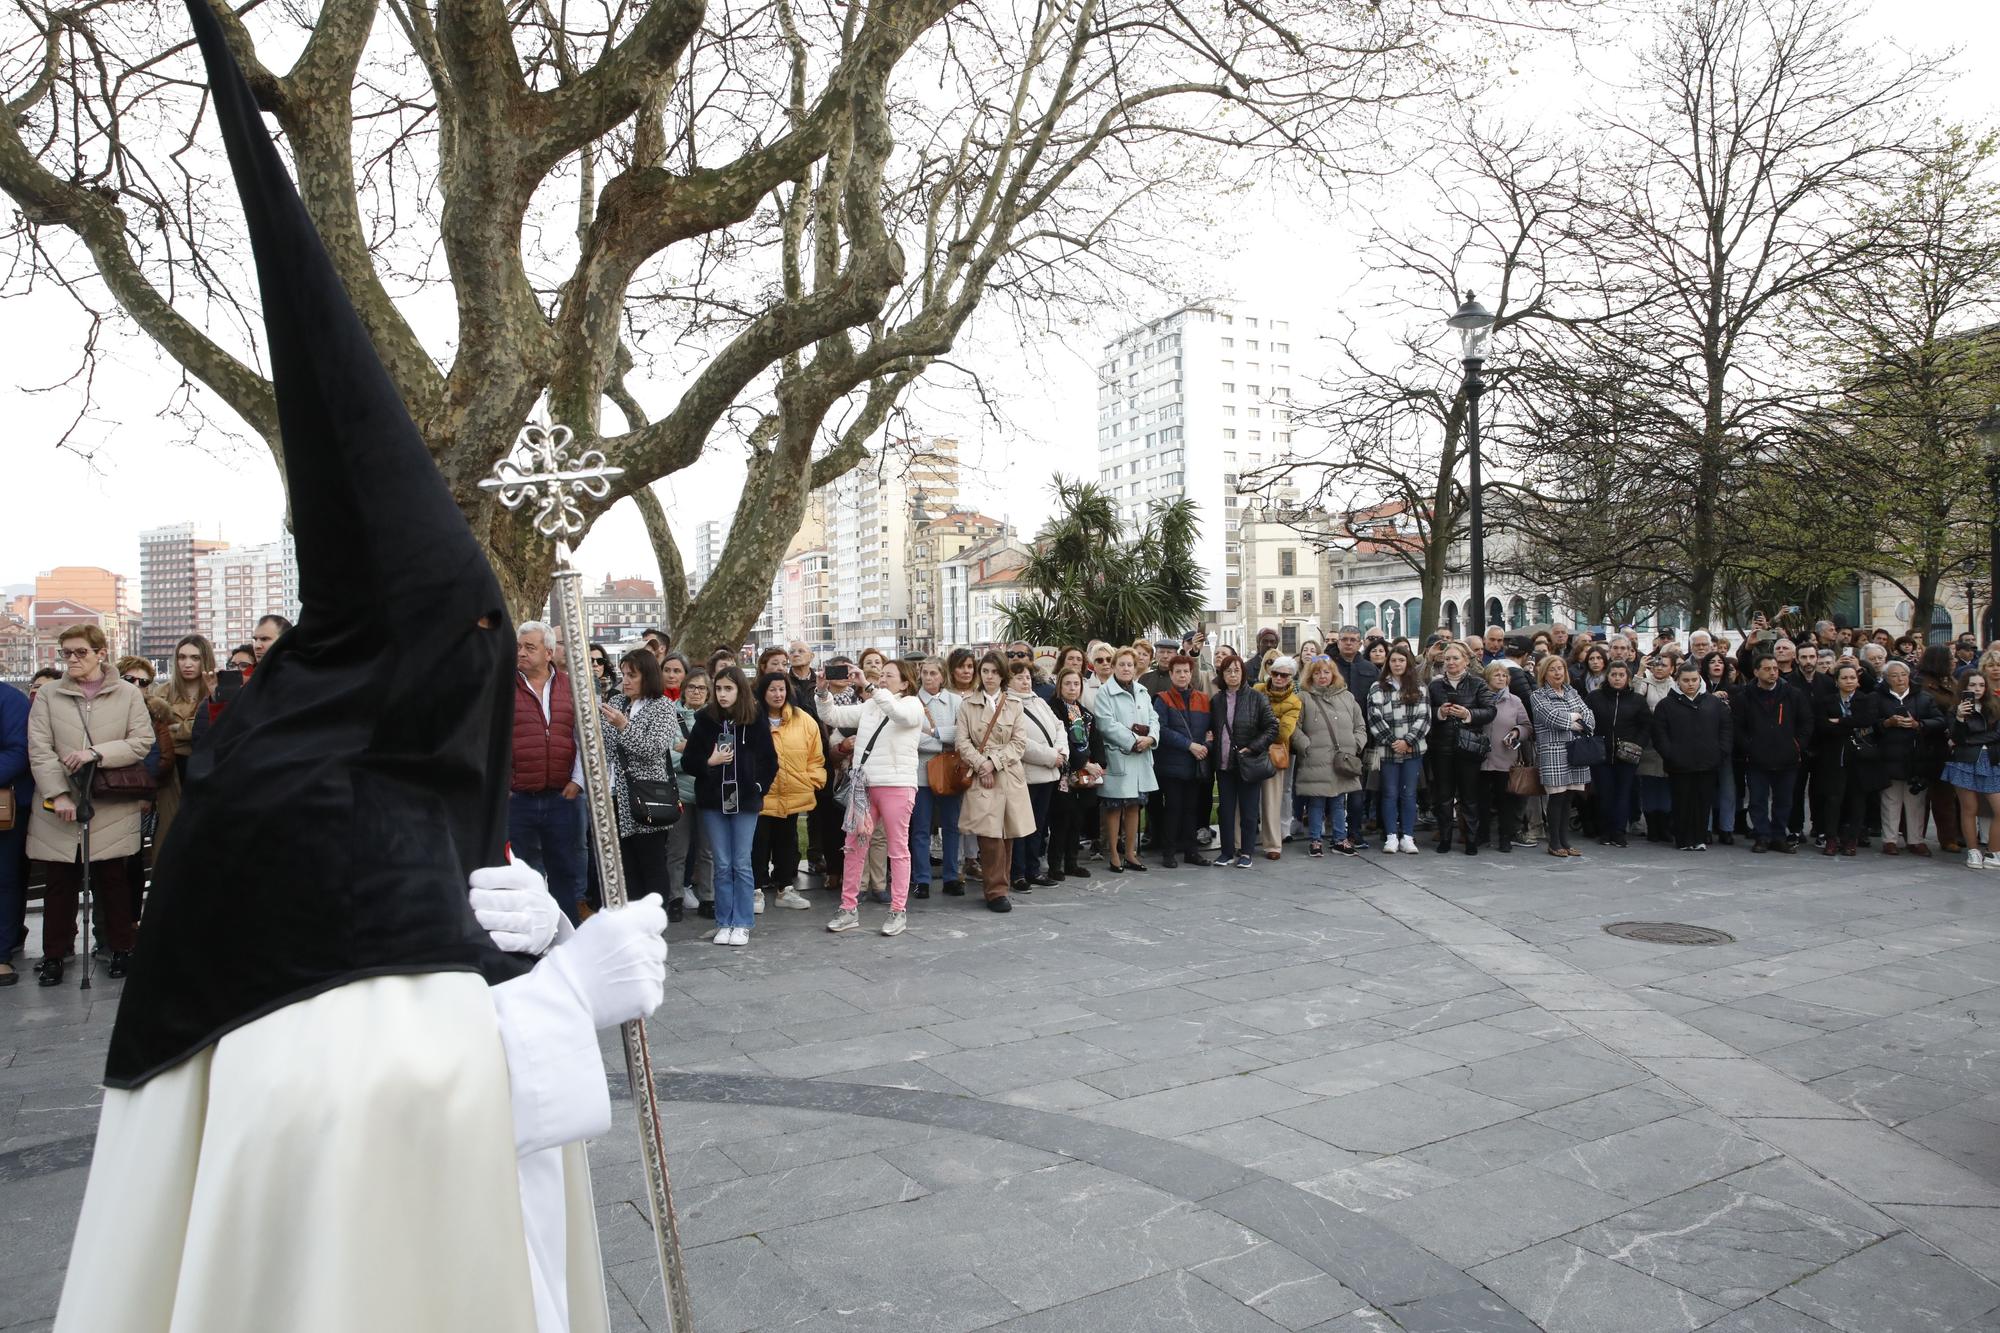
[551,560,697,1333]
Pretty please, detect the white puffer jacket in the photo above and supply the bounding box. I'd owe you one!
[819,692,927,789]
[1012,688,1068,785]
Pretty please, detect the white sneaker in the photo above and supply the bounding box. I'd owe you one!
[826,909,860,933]
[881,911,908,937]
[728,927,750,946]
[711,928,732,945]
[1383,838,1399,854]
[1970,849,1986,870]
[680,887,699,910]
[776,886,811,910]
[1398,835,1417,854]
[1985,852,2000,871]
[753,889,765,914]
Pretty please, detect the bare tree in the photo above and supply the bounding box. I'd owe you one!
[1246,120,1620,639]
[1569,0,1941,626]
[0,0,1559,641]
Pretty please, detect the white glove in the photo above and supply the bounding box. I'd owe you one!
[544,895,668,1030]
[469,856,565,956]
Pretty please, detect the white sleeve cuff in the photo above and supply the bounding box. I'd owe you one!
[492,962,614,1158]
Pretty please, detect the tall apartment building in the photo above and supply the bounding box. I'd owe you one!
[779,547,835,657]
[824,436,960,653]
[139,523,232,663]
[692,520,728,592]
[1095,303,1307,646]
[905,509,1007,655]
[194,535,300,654]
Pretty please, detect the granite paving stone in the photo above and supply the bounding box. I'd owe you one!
[1568,1175,1882,1307]
[1533,1112,1778,1202]
[1189,1238,1368,1330]
[1270,1079,1526,1155]
[1807,1065,1979,1126]
[1470,1239,1727,1333]
[1427,1039,1649,1111]
[1369,1162,1628,1268]
[1079,1072,1315,1138]
[988,1270,1286,1331]
[1770,1233,2000,1333]
[1744,1117,2000,1207]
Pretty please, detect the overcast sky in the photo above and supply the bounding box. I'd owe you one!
[4,0,1995,596]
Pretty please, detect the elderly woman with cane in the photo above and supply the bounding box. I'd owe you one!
[27,624,155,985]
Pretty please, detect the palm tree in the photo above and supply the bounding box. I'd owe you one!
[1002,478,1206,645]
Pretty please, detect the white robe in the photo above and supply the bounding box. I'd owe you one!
[54,970,613,1333]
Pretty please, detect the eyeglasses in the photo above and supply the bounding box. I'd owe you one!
[1270,671,1293,680]
[1006,651,1029,659]
[123,674,152,686]
[58,647,93,660]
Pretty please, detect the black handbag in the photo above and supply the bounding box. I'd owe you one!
[1235,747,1277,784]
[628,776,681,828]
[1565,735,1607,769]
[1455,726,1491,757]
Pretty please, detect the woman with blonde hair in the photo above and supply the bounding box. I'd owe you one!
[1093,647,1159,873]
[1294,657,1366,856]
[1529,654,1595,858]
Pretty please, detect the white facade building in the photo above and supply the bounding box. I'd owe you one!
[692,520,728,592]
[1095,303,1309,646]
[193,534,300,652]
[822,439,961,654]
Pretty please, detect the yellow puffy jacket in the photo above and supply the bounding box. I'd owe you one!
[1255,680,1303,749]
[763,706,827,816]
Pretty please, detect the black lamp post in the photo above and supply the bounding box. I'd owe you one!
[1448,292,1495,635]
[1982,408,2000,644]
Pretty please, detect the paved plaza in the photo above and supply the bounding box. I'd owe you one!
[7,843,2000,1331]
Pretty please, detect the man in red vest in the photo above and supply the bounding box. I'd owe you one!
[511,621,586,922]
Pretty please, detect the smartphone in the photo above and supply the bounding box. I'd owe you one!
[827,663,851,683]
[215,667,246,703]
[721,779,739,814]
[1130,722,1151,737]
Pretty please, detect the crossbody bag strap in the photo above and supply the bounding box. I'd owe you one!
[976,700,1003,753]
[857,714,893,768]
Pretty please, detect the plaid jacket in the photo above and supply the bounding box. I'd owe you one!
[1366,684,1431,758]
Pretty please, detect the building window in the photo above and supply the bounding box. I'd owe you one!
[1279,549,1296,576]
[1221,382,1235,393]
[1535,595,1553,624]
[1223,406,1235,417]
[1357,601,1377,633]
[1262,589,1276,609]
[1221,337,1234,348]
[1222,429,1236,439]
[1300,589,1314,612]
[1404,598,1421,632]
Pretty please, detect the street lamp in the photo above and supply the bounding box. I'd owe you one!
[1980,407,2000,643]
[1448,291,1495,635]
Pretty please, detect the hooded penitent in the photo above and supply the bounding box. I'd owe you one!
[105,0,526,1089]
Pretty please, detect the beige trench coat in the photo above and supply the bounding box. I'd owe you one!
[955,692,1035,839]
[28,673,155,863]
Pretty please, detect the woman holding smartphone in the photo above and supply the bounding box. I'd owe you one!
[1947,671,2000,871]
[680,666,778,946]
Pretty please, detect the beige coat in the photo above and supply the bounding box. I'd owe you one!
[28,672,155,862]
[955,692,1035,839]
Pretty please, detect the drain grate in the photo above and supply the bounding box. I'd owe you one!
[1604,921,1736,946]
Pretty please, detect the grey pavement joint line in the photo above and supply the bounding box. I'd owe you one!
[657,1069,1537,1330]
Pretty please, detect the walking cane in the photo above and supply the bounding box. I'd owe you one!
[72,762,96,991]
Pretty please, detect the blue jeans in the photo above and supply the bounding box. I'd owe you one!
[702,808,760,928]
[1011,782,1056,879]
[1301,795,1347,843]
[1745,768,1797,845]
[1713,756,1736,834]
[911,786,962,886]
[1381,757,1423,836]
[508,788,587,924]
[1592,761,1638,837]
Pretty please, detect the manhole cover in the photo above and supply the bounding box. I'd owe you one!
[1604,922,1736,946]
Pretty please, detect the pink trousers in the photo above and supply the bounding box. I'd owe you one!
[841,785,916,911]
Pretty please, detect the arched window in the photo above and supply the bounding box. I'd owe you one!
[1487,597,1505,629]
[1357,601,1377,633]
[1534,595,1552,625]
[1930,604,1955,646]
[1443,600,1460,639]
[1509,595,1528,629]
[1380,601,1401,637]
[1404,598,1422,636]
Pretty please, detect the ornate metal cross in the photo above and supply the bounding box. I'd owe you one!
[479,420,626,544]
[483,413,693,1333]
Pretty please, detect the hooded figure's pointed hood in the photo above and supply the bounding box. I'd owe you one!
[105,0,528,1089]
